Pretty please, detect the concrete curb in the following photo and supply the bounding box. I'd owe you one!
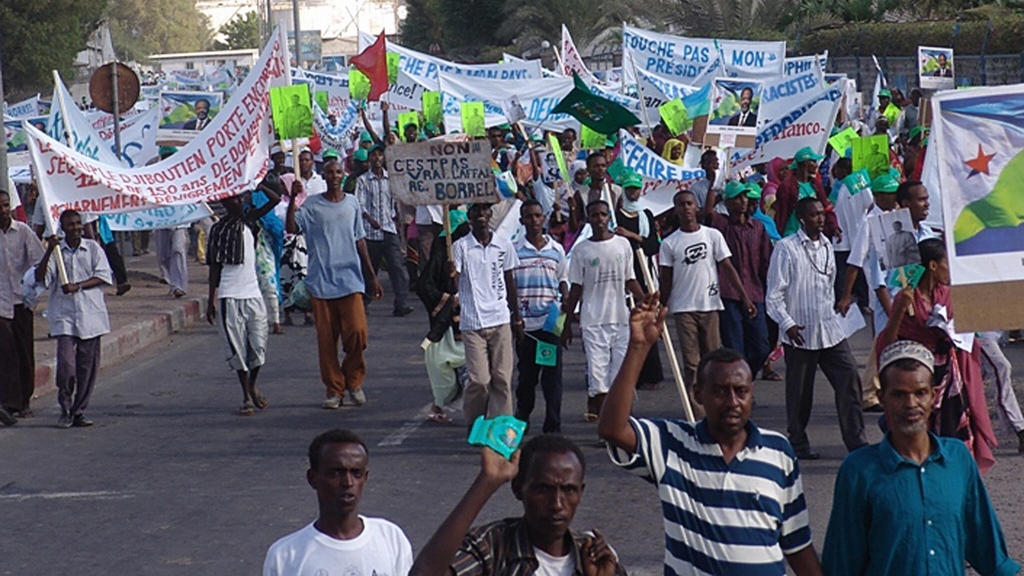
[33,295,209,401]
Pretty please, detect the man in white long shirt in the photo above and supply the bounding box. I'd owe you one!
[767,197,867,460]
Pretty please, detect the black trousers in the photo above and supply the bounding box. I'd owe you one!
[514,330,562,433]
[103,240,128,285]
[783,339,867,453]
[0,305,35,411]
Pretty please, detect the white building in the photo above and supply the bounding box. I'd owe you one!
[147,49,260,72]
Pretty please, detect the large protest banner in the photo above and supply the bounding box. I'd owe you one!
[635,68,704,110]
[932,85,1024,329]
[729,83,842,171]
[618,129,704,215]
[757,62,826,126]
[621,24,785,87]
[386,140,499,206]
[784,52,828,77]
[313,101,361,149]
[295,66,425,111]
[358,32,543,92]
[438,72,577,132]
[4,96,44,119]
[26,27,290,232]
[104,203,212,232]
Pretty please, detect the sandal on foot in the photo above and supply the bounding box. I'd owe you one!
[761,369,782,381]
[239,402,256,416]
[583,412,599,423]
[253,394,269,410]
[427,411,453,423]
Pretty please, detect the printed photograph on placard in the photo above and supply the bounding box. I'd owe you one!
[158,91,223,141]
[869,208,918,271]
[707,78,763,137]
[919,46,955,90]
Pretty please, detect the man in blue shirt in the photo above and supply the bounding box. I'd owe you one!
[822,340,1020,576]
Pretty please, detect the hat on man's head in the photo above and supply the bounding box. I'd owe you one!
[619,171,643,189]
[788,147,824,170]
[353,149,369,162]
[908,125,928,142]
[879,340,934,375]
[723,180,747,200]
[368,143,385,155]
[322,149,339,160]
[871,173,899,194]
[270,143,283,155]
[359,131,373,143]
[158,146,177,158]
[878,89,892,99]
[745,182,762,199]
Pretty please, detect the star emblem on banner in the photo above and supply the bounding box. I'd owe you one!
[965,144,996,178]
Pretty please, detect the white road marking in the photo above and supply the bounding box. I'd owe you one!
[0,490,135,502]
[378,403,434,447]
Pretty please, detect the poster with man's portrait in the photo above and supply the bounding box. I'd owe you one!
[919,46,955,91]
[158,91,223,142]
[870,208,919,271]
[707,78,763,138]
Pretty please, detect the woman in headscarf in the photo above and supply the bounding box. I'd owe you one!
[878,239,997,474]
[661,139,686,166]
[761,157,788,218]
[615,171,664,389]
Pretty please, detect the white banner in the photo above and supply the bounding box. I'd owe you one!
[104,203,213,231]
[561,24,597,82]
[358,32,543,91]
[635,68,704,110]
[618,129,704,216]
[296,67,424,111]
[27,28,290,232]
[4,96,42,119]
[784,52,828,77]
[622,24,785,87]
[758,63,827,126]
[438,72,578,132]
[729,83,842,171]
[313,102,361,149]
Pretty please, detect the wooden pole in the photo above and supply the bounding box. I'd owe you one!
[443,203,453,259]
[292,138,301,180]
[627,53,655,135]
[635,247,695,422]
[47,71,74,285]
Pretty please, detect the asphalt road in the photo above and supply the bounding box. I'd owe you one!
[2,303,1022,574]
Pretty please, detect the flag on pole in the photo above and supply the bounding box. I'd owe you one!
[551,73,640,134]
[350,31,389,101]
[560,25,596,83]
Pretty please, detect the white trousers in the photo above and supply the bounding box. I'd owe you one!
[581,323,629,398]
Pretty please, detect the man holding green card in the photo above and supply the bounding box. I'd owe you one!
[512,200,569,434]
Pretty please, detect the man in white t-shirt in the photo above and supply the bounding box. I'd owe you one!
[562,200,644,420]
[264,429,413,576]
[450,203,522,428]
[660,189,753,417]
[206,190,281,416]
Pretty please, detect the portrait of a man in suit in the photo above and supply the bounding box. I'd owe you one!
[183,98,211,131]
[727,87,757,127]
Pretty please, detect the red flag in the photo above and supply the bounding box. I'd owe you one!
[350,31,389,101]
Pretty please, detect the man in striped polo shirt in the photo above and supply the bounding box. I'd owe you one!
[599,294,824,575]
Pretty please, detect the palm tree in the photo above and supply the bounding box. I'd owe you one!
[496,0,659,56]
[652,0,783,38]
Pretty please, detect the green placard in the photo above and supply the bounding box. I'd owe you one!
[314,91,329,114]
[387,52,400,85]
[658,98,691,135]
[580,125,605,149]
[852,135,890,180]
[398,111,420,132]
[828,127,858,157]
[349,68,370,101]
[535,340,557,367]
[270,84,314,139]
[461,102,486,137]
[547,133,570,182]
[423,91,443,125]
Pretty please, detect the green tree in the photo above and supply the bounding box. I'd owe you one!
[107,0,213,62]
[0,0,107,99]
[399,0,444,53]
[497,0,659,53]
[215,11,260,50]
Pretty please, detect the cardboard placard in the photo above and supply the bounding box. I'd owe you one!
[270,84,314,139]
[658,98,690,135]
[386,140,499,206]
[349,69,370,101]
[422,91,443,125]
[952,282,1024,332]
[460,102,486,137]
[580,125,605,149]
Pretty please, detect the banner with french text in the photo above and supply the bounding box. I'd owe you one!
[27,27,290,232]
[387,140,499,206]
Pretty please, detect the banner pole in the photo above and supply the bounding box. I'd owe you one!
[47,72,73,286]
[443,203,453,260]
[292,138,301,180]
[635,247,694,422]
[627,53,655,134]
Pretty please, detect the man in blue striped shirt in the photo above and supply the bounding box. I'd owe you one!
[599,294,824,575]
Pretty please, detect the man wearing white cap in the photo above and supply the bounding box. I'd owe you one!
[823,340,1020,576]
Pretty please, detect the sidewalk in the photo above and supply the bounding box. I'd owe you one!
[30,248,211,404]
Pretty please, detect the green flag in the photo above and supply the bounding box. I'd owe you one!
[422,91,443,125]
[270,84,314,139]
[461,102,486,137]
[551,72,640,134]
[580,125,605,149]
[349,68,371,101]
[658,98,691,135]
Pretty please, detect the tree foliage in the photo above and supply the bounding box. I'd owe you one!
[0,0,107,99]
[107,0,213,62]
[214,11,260,51]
